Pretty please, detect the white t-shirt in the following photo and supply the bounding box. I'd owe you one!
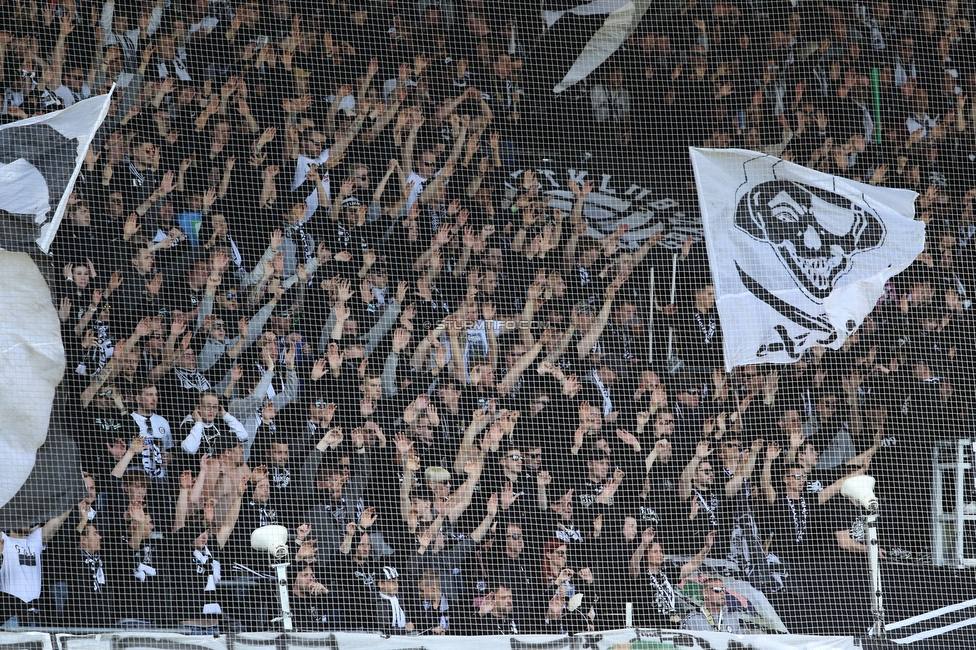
[404,171,429,211]
[130,411,174,480]
[463,319,501,380]
[0,528,45,603]
[292,151,331,219]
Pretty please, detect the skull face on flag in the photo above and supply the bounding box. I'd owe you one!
[689,147,924,370]
[734,179,886,303]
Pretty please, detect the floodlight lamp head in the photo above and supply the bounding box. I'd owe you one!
[841,475,878,512]
[251,525,289,560]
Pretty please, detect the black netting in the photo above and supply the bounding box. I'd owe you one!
[0,0,975,644]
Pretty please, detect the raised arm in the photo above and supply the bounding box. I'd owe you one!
[443,453,484,523]
[468,493,498,543]
[679,530,716,581]
[111,436,146,479]
[680,441,711,502]
[726,438,764,498]
[761,442,781,504]
[629,527,655,577]
[498,329,549,395]
[41,508,74,545]
[576,271,628,359]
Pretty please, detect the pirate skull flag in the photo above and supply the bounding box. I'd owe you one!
[689,148,924,371]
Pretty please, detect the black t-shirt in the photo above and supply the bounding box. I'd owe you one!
[329,555,378,630]
[823,499,876,570]
[104,537,166,625]
[292,591,342,631]
[171,534,224,623]
[632,568,681,629]
[60,547,115,627]
[763,494,820,575]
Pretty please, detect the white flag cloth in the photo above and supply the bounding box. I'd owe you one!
[0,90,113,253]
[0,92,112,516]
[689,147,925,371]
[548,1,653,94]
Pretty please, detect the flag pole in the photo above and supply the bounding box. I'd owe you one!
[666,253,678,361]
[647,266,655,364]
[871,68,882,144]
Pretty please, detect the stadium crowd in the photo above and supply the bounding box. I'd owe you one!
[1,0,975,639]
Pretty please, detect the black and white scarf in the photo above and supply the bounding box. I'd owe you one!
[82,550,106,592]
[787,496,808,543]
[648,569,675,616]
[694,489,719,529]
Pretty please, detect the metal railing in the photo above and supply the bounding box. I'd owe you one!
[931,439,976,567]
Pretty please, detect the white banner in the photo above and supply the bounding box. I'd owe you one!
[0,252,66,510]
[0,90,113,253]
[28,629,859,650]
[0,92,112,516]
[507,166,699,250]
[689,147,925,370]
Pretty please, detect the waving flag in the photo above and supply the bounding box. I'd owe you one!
[689,147,924,371]
[0,92,113,527]
[540,1,653,94]
[0,89,113,253]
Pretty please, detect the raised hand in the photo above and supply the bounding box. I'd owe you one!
[359,506,378,529]
[616,428,641,452]
[695,440,713,459]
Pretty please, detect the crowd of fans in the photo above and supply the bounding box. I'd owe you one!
[1,0,975,639]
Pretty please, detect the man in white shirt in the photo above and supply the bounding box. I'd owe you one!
[54,66,91,108]
[130,384,174,482]
[0,509,73,626]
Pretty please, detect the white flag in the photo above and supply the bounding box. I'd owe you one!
[0,90,113,253]
[0,91,113,518]
[546,1,653,94]
[689,147,925,371]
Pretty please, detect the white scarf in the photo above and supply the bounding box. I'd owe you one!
[378,592,406,628]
